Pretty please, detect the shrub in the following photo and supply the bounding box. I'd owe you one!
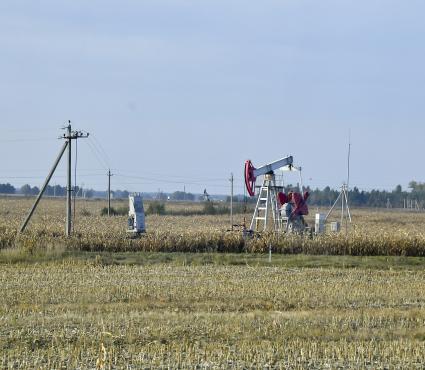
[147,201,166,215]
[100,207,128,216]
[203,202,229,215]
[80,208,91,217]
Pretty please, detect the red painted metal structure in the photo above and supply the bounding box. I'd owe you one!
[244,160,256,197]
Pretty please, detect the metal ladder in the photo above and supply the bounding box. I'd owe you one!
[250,175,282,232]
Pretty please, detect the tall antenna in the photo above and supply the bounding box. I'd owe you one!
[347,129,351,190]
[324,130,353,234]
[346,129,352,234]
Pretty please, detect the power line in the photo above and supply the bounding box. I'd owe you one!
[114,173,240,188]
[0,174,106,180]
[91,134,112,169]
[121,170,228,182]
[86,139,109,170]
[0,168,106,173]
[88,136,111,169]
[0,138,57,143]
[107,179,247,190]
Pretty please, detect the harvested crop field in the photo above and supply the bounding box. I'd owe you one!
[1,260,425,368]
[2,197,425,368]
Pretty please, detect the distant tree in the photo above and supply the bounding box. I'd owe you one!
[20,184,32,196]
[45,185,66,197]
[394,184,402,193]
[156,191,168,201]
[85,189,94,198]
[409,181,425,193]
[171,191,195,201]
[147,201,166,215]
[409,181,418,191]
[54,185,66,196]
[31,186,40,195]
[0,183,15,194]
[45,185,53,196]
[112,190,130,199]
[225,195,239,202]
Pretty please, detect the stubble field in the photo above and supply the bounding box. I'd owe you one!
[1,197,425,368]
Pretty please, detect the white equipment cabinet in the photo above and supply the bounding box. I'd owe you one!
[330,221,341,233]
[315,213,326,234]
[127,193,146,234]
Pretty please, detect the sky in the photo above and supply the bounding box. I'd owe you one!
[0,0,424,195]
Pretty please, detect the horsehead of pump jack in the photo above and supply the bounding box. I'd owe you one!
[244,156,294,197]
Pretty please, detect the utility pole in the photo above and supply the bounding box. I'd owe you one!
[20,122,89,235]
[230,173,234,231]
[107,169,113,216]
[66,124,72,236]
[62,122,89,236]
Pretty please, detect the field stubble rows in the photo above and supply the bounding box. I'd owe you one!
[1,263,425,368]
[1,198,425,368]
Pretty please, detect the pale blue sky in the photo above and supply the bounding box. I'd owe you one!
[0,1,424,194]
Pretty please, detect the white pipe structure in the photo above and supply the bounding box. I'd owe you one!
[252,156,293,178]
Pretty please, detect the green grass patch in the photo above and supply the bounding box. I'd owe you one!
[1,248,425,270]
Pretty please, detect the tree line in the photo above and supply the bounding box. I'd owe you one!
[0,183,96,198]
[304,182,425,208]
[2,181,425,209]
[231,182,425,209]
[0,184,197,202]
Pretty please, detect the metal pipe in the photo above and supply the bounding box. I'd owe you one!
[324,191,342,223]
[343,187,352,223]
